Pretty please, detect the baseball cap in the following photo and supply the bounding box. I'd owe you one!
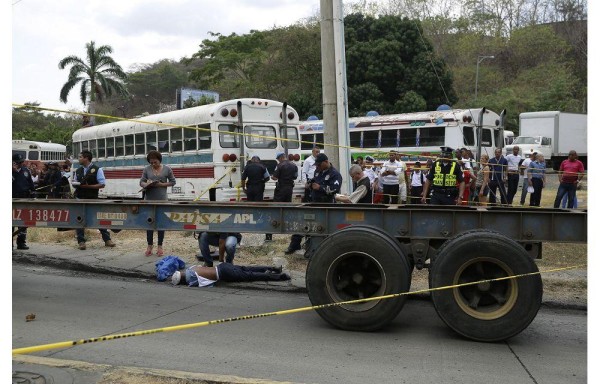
[251,155,260,161]
[414,161,421,166]
[13,153,25,163]
[365,155,374,163]
[275,152,286,160]
[314,153,328,165]
[440,146,454,154]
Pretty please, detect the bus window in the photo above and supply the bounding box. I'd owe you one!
[116,136,124,157]
[363,130,379,148]
[420,127,445,146]
[400,129,417,146]
[98,138,106,158]
[477,128,492,147]
[82,140,89,151]
[158,129,169,152]
[106,137,115,157]
[135,133,145,155]
[245,125,276,149]
[125,135,134,156]
[171,128,183,152]
[184,128,197,151]
[463,126,475,146]
[198,124,212,150]
[89,139,97,158]
[350,132,361,147]
[28,150,40,161]
[219,124,240,148]
[315,134,324,147]
[381,129,398,147]
[280,126,299,149]
[146,131,157,152]
[301,134,315,150]
[13,150,26,159]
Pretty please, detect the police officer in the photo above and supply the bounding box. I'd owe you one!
[241,156,270,202]
[12,153,34,249]
[310,153,343,203]
[43,161,68,198]
[421,146,465,205]
[73,150,115,250]
[271,152,298,202]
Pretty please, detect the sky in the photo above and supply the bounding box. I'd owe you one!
[11,0,321,112]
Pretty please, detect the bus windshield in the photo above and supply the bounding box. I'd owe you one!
[513,136,540,145]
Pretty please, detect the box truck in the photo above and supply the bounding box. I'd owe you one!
[505,111,587,169]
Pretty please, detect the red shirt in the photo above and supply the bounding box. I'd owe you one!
[559,159,584,183]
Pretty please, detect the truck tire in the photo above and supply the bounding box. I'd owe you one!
[429,230,542,342]
[306,225,412,331]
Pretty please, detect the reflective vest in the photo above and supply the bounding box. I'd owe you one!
[432,160,457,187]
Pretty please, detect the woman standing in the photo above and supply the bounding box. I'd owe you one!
[475,154,491,206]
[528,153,546,207]
[140,150,176,256]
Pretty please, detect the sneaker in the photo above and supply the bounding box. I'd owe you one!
[105,240,116,247]
[16,244,29,250]
[78,242,87,250]
[272,265,283,274]
[171,271,182,285]
[279,273,291,281]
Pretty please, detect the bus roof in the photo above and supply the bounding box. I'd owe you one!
[12,139,67,152]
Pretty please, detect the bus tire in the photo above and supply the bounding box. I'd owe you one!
[305,225,412,331]
[429,230,542,342]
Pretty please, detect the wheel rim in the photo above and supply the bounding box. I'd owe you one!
[326,251,386,312]
[452,257,518,320]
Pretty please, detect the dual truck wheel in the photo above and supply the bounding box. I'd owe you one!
[305,227,543,342]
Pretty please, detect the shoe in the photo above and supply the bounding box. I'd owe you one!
[171,271,182,285]
[279,273,291,281]
[284,247,300,255]
[105,240,116,247]
[156,247,164,257]
[78,242,86,250]
[265,234,273,242]
[17,244,29,250]
[145,246,153,257]
[271,265,283,274]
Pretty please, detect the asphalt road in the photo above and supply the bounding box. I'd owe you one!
[13,264,587,384]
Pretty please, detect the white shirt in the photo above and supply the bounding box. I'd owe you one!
[410,171,424,187]
[364,166,379,185]
[460,157,473,170]
[506,153,523,171]
[302,155,317,181]
[380,160,403,185]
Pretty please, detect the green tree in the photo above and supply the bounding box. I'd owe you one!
[58,41,129,123]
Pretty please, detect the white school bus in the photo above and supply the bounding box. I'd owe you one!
[71,98,303,201]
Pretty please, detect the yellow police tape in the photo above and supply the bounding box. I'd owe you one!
[12,263,585,355]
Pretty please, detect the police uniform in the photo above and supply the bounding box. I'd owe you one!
[12,154,34,249]
[241,157,269,202]
[311,154,343,203]
[44,162,67,198]
[272,153,298,202]
[426,147,464,205]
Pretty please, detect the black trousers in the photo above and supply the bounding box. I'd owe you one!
[274,184,293,202]
[217,263,285,282]
[246,184,265,202]
[488,179,507,206]
[430,192,457,205]
[409,186,423,204]
[530,178,543,207]
[506,173,520,205]
[382,184,399,204]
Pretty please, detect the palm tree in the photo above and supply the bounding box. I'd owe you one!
[59,41,129,125]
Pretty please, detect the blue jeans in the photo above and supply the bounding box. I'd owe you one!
[554,182,577,208]
[198,232,237,266]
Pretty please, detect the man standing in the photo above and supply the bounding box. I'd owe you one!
[241,156,270,202]
[395,153,408,204]
[505,146,523,205]
[553,150,584,208]
[408,161,424,204]
[363,156,381,203]
[309,153,343,203]
[301,146,320,202]
[528,153,546,207]
[73,150,115,250]
[519,151,536,205]
[335,164,372,204]
[197,232,242,267]
[380,151,402,204]
[488,148,508,206]
[421,146,465,205]
[285,153,342,254]
[12,154,34,250]
[271,152,298,202]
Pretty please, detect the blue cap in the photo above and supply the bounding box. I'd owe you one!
[276,152,286,159]
[314,153,328,164]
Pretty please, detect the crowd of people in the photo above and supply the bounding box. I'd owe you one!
[13,145,586,262]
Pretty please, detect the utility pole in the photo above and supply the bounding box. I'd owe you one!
[475,55,494,102]
[320,0,351,193]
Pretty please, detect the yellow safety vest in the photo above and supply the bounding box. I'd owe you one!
[432,160,457,187]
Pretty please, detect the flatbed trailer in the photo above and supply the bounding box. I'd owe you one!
[12,199,587,342]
